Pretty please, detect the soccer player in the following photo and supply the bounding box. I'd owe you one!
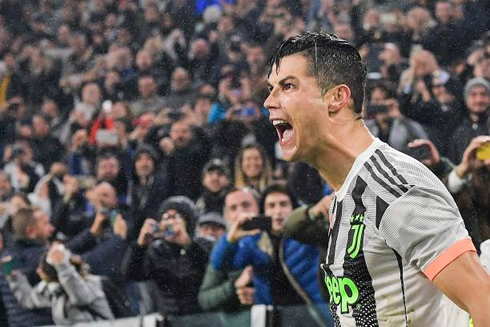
[264,32,489,326]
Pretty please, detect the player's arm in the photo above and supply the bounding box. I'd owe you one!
[432,251,490,327]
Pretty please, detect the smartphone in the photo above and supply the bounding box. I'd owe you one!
[242,216,272,233]
[238,107,256,117]
[476,142,490,160]
[1,256,19,275]
[109,210,119,226]
[165,224,174,238]
[168,111,183,121]
[365,105,388,117]
[96,130,119,145]
[407,144,431,161]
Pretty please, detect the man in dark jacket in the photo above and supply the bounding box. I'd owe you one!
[195,159,231,215]
[122,196,212,316]
[127,145,167,241]
[28,113,65,171]
[0,207,55,327]
[164,120,210,201]
[448,77,489,164]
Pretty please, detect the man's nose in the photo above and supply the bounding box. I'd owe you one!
[264,92,279,111]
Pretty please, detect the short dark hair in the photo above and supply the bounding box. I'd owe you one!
[12,207,36,239]
[259,182,298,213]
[268,32,367,114]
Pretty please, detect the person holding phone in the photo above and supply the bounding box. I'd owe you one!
[211,183,329,311]
[365,83,428,155]
[122,196,213,316]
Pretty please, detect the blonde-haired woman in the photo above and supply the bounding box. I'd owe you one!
[234,143,272,193]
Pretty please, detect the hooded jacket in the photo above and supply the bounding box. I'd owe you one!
[7,263,114,325]
[122,196,213,315]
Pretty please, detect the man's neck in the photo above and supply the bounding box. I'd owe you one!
[310,121,375,192]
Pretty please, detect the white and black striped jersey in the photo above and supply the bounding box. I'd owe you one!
[321,138,476,327]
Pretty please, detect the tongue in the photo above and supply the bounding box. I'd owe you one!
[282,128,293,142]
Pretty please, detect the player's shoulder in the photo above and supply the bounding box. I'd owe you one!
[360,142,448,203]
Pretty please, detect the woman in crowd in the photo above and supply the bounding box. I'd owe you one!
[234,143,273,193]
[6,243,114,325]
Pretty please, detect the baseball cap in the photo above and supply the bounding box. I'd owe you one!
[198,212,226,229]
[202,159,230,178]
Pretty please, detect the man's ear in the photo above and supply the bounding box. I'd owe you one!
[327,85,351,115]
[25,225,35,239]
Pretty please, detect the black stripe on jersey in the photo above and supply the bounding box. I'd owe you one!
[370,155,410,194]
[375,196,389,229]
[393,250,408,327]
[327,201,343,266]
[364,162,403,198]
[343,176,379,326]
[375,149,409,185]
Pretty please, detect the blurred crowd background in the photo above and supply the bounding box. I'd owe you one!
[0,0,489,326]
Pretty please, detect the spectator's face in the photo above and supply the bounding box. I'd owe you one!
[192,39,210,60]
[171,68,191,92]
[139,77,157,98]
[97,158,120,182]
[466,86,489,114]
[370,88,387,105]
[0,174,12,198]
[111,102,130,119]
[31,210,54,243]
[203,169,229,193]
[135,153,155,179]
[264,192,293,232]
[242,148,263,179]
[170,121,193,149]
[57,25,71,44]
[82,84,101,106]
[198,223,225,240]
[32,116,50,137]
[224,190,259,223]
[334,24,354,42]
[136,50,154,71]
[435,2,453,24]
[41,102,58,118]
[95,183,118,208]
[247,46,265,67]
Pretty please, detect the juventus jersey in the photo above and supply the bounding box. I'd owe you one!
[321,138,476,326]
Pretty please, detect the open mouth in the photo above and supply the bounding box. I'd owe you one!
[273,120,294,144]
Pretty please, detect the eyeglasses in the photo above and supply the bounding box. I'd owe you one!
[162,213,182,220]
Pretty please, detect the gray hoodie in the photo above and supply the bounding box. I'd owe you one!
[7,263,114,325]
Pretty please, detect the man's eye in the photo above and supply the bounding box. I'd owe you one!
[283,83,294,90]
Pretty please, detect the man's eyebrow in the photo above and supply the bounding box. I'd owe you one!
[267,76,297,90]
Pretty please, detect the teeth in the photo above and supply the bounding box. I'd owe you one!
[273,120,289,126]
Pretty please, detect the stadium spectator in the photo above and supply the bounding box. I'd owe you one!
[122,196,212,316]
[195,159,231,215]
[0,207,55,327]
[234,143,273,193]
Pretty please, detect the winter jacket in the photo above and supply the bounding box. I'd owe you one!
[211,232,326,306]
[7,264,113,325]
[122,237,212,315]
[0,239,53,327]
[197,263,243,313]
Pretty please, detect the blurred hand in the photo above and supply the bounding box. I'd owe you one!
[235,266,253,288]
[227,213,260,244]
[456,136,490,178]
[163,218,190,247]
[113,214,127,240]
[159,137,175,155]
[408,139,440,167]
[137,218,157,247]
[63,175,79,200]
[90,211,108,238]
[47,244,67,265]
[236,286,255,305]
[311,194,335,219]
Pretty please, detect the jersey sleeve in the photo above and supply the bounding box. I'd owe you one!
[377,185,476,281]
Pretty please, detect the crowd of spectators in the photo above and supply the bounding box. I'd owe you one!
[0,0,489,326]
